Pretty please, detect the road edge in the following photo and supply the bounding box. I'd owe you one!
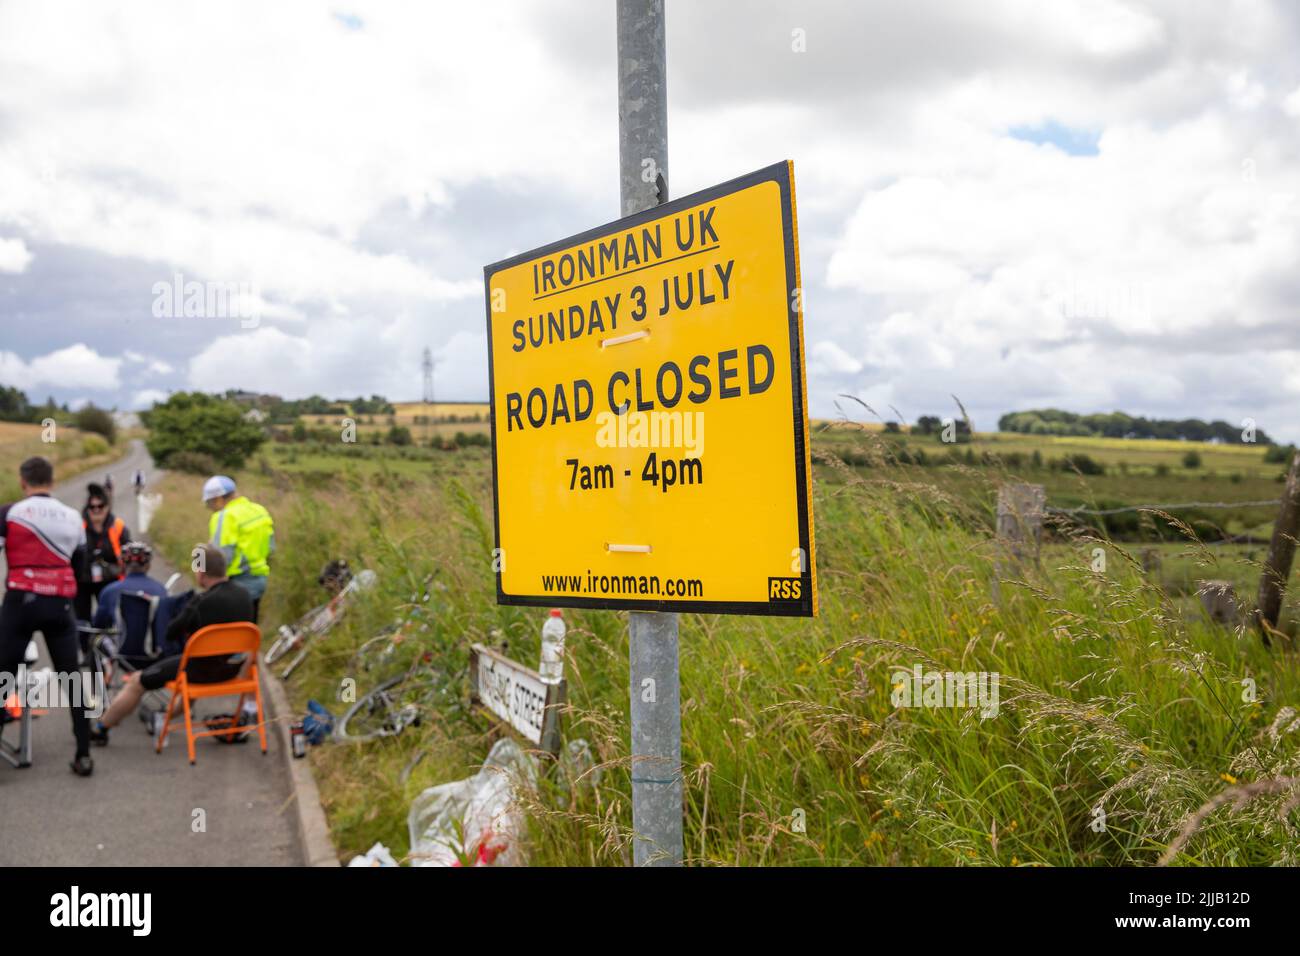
[260,656,340,867]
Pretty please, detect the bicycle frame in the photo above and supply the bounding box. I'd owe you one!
[272,568,378,680]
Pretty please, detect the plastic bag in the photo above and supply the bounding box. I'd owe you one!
[407,738,537,867]
[347,841,398,867]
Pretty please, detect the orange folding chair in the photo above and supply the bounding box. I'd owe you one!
[155,622,268,765]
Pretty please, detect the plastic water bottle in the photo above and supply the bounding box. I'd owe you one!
[539,609,566,684]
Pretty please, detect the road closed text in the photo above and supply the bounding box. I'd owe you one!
[503,344,775,432]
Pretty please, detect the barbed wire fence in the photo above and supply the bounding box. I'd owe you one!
[1046,499,1281,517]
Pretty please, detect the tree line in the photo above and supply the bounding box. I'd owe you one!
[0,384,117,443]
[998,408,1273,444]
[219,389,395,422]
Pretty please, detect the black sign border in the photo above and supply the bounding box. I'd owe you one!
[483,161,816,617]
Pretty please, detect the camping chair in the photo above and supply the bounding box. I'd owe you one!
[155,622,268,765]
[112,589,176,722]
[0,640,40,768]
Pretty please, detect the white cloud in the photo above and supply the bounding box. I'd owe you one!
[0,236,32,273]
[0,344,121,391]
[187,317,488,402]
[0,1,605,308]
[122,351,174,376]
[131,388,169,409]
[810,341,864,376]
[1284,85,1300,118]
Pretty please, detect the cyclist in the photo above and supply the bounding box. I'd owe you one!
[132,469,146,494]
[0,457,94,776]
[203,476,274,623]
[91,542,167,668]
[103,473,114,498]
[73,483,129,623]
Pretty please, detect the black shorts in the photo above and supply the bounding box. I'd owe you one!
[139,654,246,691]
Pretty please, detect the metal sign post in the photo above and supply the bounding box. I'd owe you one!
[484,0,815,865]
[618,0,682,867]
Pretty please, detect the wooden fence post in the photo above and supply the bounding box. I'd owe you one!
[993,483,1046,606]
[997,483,1047,562]
[1255,450,1300,647]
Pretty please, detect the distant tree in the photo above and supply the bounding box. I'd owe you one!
[1182,450,1202,469]
[385,425,412,446]
[914,415,941,435]
[1063,453,1105,476]
[74,404,117,444]
[0,385,33,422]
[350,394,395,415]
[883,421,901,433]
[144,392,265,469]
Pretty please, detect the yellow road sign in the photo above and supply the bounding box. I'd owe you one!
[484,161,816,616]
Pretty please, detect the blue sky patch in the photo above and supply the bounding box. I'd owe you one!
[1009,120,1100,156]
[332,11,364,31]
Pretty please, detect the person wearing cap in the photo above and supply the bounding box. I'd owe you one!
[202,475,274,622]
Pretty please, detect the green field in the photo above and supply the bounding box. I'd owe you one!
[0,421,123,501]
[146,428,1300,866]
[814,425,1285,541]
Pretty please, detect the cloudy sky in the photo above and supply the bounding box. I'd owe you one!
[1,0,1297,439]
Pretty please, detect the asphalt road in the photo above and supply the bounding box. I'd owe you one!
[0,440,302,866]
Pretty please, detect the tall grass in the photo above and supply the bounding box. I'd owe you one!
[147,438,1300,866]
[0,424,120,501]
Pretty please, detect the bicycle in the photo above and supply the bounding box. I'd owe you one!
[334,652,464,743]
[76,570,187,731]
[265,568,377,680]
[345,572,442,670]
[334,575,463,743]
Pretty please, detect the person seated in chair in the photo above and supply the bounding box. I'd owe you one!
[90,541,168,669]
[90,545,254,745]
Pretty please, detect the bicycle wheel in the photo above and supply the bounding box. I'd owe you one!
[76,631,117,714]
[263,629,299,666]
[279,644,311,681]
[349,626,404,674]
[334,670,441,743]
[80,650,108,716]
